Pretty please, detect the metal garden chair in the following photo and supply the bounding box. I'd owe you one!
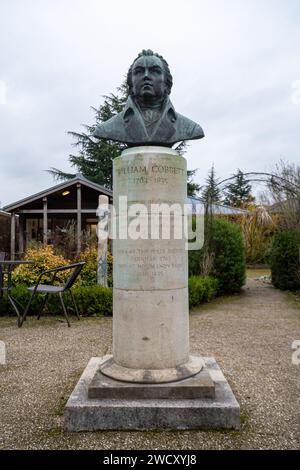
[18,262,85,328]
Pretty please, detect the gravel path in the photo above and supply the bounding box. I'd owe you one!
[0,277,299,449]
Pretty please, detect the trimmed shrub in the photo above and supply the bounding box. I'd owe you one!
[188,247,203,277]
[73,285,112,316]
[11,243,113,289]
[0,284,113,317]
[12,244,70,286]
[76,246,98,285]
[270,230,300,291]
[0,284,46,315]
[188,276,218,307]
[209,218,246,294]
[189,218,246,294]
[0,278,218,317]
[76,246,113,287]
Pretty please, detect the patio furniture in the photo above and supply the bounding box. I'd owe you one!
[0,260,34,321]
[18,262,85,328]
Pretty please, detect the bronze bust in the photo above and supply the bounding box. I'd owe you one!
[94,50,204,147]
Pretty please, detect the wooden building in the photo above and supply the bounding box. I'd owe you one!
[4,174,112,259]
[4,175,249,260]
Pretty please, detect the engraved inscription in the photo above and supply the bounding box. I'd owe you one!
[115,246,185,281]
[116,163,185,185]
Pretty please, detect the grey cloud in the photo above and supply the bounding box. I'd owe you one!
[0,0,300,206]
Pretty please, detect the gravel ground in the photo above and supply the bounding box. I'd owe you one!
[0,276,299,450]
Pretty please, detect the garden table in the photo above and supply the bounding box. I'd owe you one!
[0,260,34,322]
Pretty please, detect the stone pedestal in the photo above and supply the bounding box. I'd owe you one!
[101,146,202,383]
[64,146,240,431]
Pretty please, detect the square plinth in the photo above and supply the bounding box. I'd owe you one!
[64,356,240,431]
[88,365,215,400]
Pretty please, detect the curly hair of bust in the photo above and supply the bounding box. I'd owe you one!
[127,49,173,96]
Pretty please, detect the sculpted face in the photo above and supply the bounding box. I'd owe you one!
[131,55,167,104]
[94,50,204,145]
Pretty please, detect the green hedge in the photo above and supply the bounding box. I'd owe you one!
[73,285,112,316]
[188,276,218,307]
[210,218,246,294]
[270,230,300,291]
[0,284,113,317]
[0,276,219,317]
[189,218,246,294]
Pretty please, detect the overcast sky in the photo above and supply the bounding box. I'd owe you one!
[0,0,299,207]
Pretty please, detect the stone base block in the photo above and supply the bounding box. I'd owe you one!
[64,356,240,431]
[88,359,214,399]
[100,354,204,384]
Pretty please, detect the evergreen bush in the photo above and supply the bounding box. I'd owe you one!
[189,218,246,294]
[0,284,113,317]
[188,276,218,307]
[12,244,70,286]
[270,230,300,291]
[210,218,246,294]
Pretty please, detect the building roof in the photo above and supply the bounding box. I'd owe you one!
[187,196,249,215]
[3,174,248,216]
[0,209,11,217]
[4,174,113,212]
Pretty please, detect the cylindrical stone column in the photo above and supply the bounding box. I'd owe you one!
[100,146,203,383]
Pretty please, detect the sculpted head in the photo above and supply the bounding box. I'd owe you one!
[93,49,204,145]
[127,50,173,105]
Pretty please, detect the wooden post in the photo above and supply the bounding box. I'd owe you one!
[77,183,82,255]
[10,213,16,260]
[18,215,24,256]
[97,195,109,287]
[43,197,48,245]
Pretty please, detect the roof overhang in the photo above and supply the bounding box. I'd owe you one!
[0,209,11,217]
[3,175,112,212]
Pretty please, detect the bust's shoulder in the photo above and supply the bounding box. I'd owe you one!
[174,112,205,140]
[94,112,126,142]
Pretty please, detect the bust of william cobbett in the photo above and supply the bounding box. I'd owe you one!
[94,49,204,147]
